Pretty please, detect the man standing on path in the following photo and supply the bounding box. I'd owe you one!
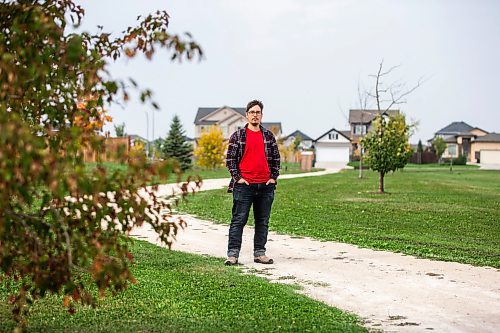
[224,99,280,266]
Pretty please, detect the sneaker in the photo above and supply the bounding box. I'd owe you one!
[224,256,238,266]
[254,255,274,264]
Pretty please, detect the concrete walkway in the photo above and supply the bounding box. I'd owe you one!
[132,166,500,333]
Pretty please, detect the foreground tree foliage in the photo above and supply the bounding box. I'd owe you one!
[0,0,202,327]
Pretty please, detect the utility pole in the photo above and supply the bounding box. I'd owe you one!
[151,109,155,160]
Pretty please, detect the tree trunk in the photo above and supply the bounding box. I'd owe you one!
[359,147,363,179]
[378,171,385,193]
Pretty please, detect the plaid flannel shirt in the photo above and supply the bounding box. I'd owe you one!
[226,124,281,193]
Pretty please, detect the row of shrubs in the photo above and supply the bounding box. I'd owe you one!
[442,154,467,165]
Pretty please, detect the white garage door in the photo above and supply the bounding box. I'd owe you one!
[316,146,350,163]
[481,150,500,164]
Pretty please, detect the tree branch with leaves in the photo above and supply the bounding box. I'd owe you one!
[0,0,202,327]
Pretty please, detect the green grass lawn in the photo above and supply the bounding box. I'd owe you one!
[403,163,480,170]
[180,168,500,268]
[85,161,129,173]
[0,241,366,333]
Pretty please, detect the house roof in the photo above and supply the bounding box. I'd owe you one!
[435,121,475,135]
[314,128,351,142]
[339,130,351,138]
[194,106,245,124]
[348,109,400,124]
[443,135,458,143]
[129,134,148,143]
[473,133,500,143]
[285,130,313,141]
[472,127,489,133]
[196,120,218,126]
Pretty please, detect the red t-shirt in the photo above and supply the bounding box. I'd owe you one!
[239,128,270,183]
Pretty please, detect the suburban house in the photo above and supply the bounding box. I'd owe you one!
[283,130,313,150]
[428,121,491,162]
[470,133,500,164]
[313,128,351,167]
[348,109,400,157]
[129,134,149,147]
[194,106,282,139]
[312,109,402,166]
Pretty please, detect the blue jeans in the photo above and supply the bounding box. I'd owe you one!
[227,183,275,258]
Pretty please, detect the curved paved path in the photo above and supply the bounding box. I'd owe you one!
[133,166,500,333]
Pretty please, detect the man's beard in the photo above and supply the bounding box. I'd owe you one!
[250,119,260,126]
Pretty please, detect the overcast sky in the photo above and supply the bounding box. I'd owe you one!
[78,0,500,143]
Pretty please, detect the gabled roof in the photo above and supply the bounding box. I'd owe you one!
[473,133,500,143]
[285,130,313,141]
[314,128,351,142]
[194,106,245,124]
[129,134,148,143]
[349,109,400,124]
[435,121,475,135]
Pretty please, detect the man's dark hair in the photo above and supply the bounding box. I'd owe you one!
[246,99,264,113]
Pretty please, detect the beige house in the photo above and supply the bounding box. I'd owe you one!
[194,106,282,139]
[428,122,490,162]
[470,133,500,164]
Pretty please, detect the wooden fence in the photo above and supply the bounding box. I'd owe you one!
[82,137,130,163]
[409,152,438,164]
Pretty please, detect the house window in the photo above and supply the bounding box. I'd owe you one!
[328,133,338,140]
[354,125,367,135]
[221,125,228,137]
[448,144,456,156]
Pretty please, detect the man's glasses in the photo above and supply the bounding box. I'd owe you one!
[247,111,262,116]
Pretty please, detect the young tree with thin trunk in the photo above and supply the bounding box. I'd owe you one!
[356,81,370,178]
[361,61,422,193]
[362,114,413,192]
[432,136,446,164]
